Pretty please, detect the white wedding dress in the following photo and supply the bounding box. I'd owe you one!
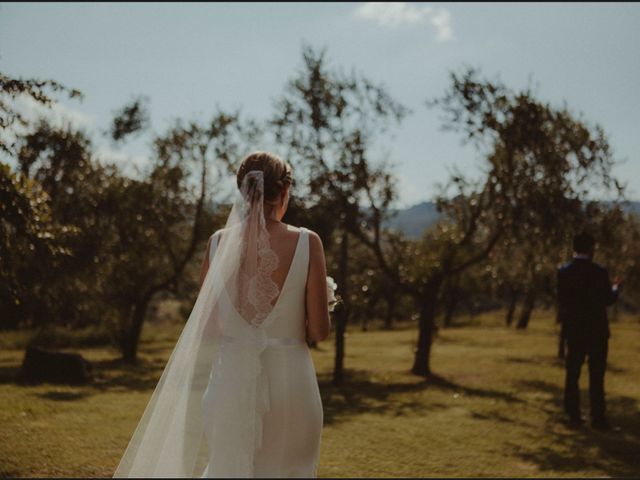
[113,171,323,478]
[201,228,323,477]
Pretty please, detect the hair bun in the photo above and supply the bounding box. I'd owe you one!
[236,151,293,203]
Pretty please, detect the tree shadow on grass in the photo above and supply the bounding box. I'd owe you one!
[513,378,640,477]
[427,374,524,404]
[89,357,166,393]
[0,355,165,395]
[36,390,91,401]
[470,410,517,424]
[506,354,566,370]
[507,355,627,375]
[0,467,20,478]
[0,364,21,385]
[318,369,524,426]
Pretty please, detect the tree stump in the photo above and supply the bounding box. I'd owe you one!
[21,346,93,384]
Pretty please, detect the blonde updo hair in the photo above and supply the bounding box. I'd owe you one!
[236,151,293,203]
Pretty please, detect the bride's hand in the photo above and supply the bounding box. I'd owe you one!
[326,276,338,312]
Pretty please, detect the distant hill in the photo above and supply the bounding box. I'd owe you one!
[383,202,440,239]
[625,201,640,215]
[384,200,640,239]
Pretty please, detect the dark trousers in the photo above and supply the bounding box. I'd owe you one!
[564,337,608,421]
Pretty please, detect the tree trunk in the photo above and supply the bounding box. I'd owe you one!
[383,292,396,330]
[505,287,519,326]
[333,229,349,385]
[122,296,151,363]
[120,150,208,364]
[361,314,369,332]
[361,315,368,332]
[362,290,381,332]
[516,288,535,329]
[443,282,460,328]
[411,280,440,378]
[557,329,566,359]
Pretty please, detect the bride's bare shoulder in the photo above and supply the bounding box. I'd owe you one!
[283,224,315,238]
[283,224,323,252]
[306,229,323,252]
[282,224,302,234]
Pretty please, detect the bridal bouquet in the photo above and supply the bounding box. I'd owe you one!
[327,276,339,312]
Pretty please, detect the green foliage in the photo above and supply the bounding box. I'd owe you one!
[0,162,77,329]
[109,96,150,142]
[0,72,82,155]
[272,44,407,221]
[429,68,630,327]
[1,50,638,378]
[96,111,251,360]
[2,106,246,361]
[12,122,121,329]
[271,44,408,382]
[0,72,90,329]
[437,71,622,274]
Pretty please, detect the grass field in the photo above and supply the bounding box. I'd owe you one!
[1,310,639,477]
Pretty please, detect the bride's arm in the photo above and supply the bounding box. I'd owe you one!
[306,231,331,342]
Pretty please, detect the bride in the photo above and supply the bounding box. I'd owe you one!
[114,151,331,478]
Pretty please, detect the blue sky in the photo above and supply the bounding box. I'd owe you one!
[1,2,639,206]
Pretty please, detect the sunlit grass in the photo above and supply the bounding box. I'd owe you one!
[1,311,639,477]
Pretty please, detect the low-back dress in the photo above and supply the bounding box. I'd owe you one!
[201,227,323,478]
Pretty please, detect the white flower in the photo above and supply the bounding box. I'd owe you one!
[326,276,338,312]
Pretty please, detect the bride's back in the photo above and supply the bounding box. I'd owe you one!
[265,222,305,299]
[264,223,309,339]
[204,221,321,477]
[209,222,310,340]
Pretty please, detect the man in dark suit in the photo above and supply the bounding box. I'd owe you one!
[557,232,622,430]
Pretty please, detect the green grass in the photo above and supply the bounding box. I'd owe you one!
[1,311,639,477]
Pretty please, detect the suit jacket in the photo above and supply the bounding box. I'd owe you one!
[557,258,618,343]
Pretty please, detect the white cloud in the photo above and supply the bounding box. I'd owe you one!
[354,2,454,42]
[395,173,430,208]
[8,93,95,131]
[0,93,95,157]
[94,147,151,176]
[428,7,454,42]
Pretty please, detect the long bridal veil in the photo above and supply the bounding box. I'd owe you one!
[114,171,282,477]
